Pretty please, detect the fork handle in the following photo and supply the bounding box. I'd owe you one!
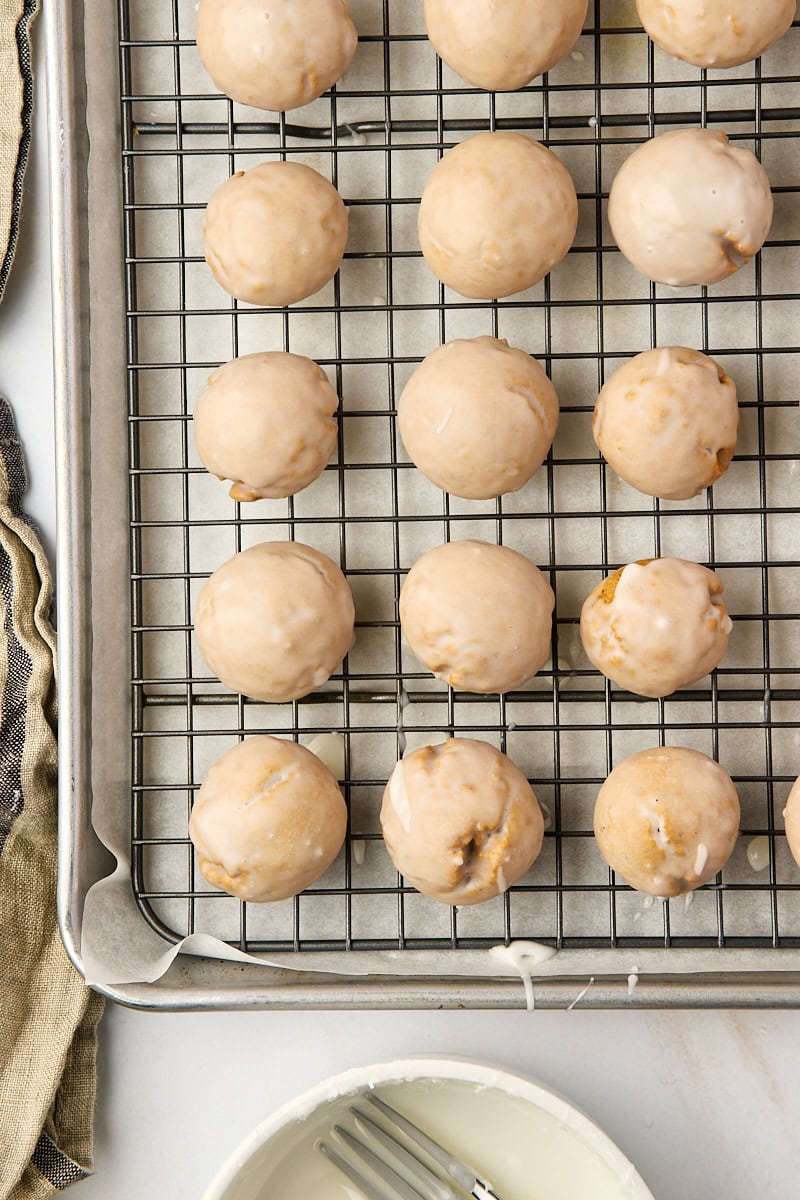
[473,1182,503,1200]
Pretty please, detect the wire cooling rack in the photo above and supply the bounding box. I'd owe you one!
[118,0,800,966]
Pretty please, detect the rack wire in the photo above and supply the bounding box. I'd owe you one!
[118,0,800,967]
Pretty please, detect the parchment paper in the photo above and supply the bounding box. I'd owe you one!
[75,0,800,989]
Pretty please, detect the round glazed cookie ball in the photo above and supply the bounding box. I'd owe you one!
[594,746,740,897]
[400,540,554,694]
[189,736,347,902]
[783,776,800,869]
[580,558,732,699]
[593,346,738,501]
[423,0,588,92]
[196,0,358,112]
[194,541,354,702]
[418,132,578,299]
[203,161,348,307]
[636,0,794,69]
[381,738,545,905]
[608,129,773,287]
[398,337,559,500]
[193,352,339,501]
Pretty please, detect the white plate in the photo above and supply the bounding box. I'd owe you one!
[203,1057,655,1200]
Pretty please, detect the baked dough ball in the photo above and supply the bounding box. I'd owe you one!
[608,129,773,287]
[196,0,358,112]
[594,746,740,897]
[636,0,794,69]
[398,337,559,500]
[194,541,354,702]
[783,776,800,870]
[381,738,544,905]
[593,346,738,501]
[580,558,732,699]
[189,736,347,902]
[204,161,348,306]
[194,352,338,501]
[424,0,588,91]
[400,540,554,694]
[418,132,578,299]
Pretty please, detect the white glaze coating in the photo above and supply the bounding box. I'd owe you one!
[567,977,596,1011]
[783,775,800,869]
[746,835,770,872]
[594,746,740,897]
[307,732,346,781]
[189,736,346,902]
[418,132,578,299]
[196,0,358,112]
[580,557,732,699]
[488,939,556,1010]
[203,161,348,306]
[398,336,559,500]
[380,739,545,906]
[608,128,773,287]
[593,346,738,501]
[636,0,794,69]
[193,352,338,501]
[423,0,588,91]
[194,541,354,703]
[400,539,555,694]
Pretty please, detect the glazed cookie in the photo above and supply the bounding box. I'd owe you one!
[593,346,738,501]
[193,352,339,501]
[194,541,354,703]
[398,336,559,500]
[423,0,588,91]
[400,540,554,694]
[636,0,794,69]
[381,738,545,905]
[189,736,347,902]
[196,0,358,112]
[783,776,800,869]
[204,161,348,307]
[418,132,578,299]
[580,558,732,698]
[608,129,773,287]
[594,746,740,897]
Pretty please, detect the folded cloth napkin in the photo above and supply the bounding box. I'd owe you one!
[0,0,37,303]
[0,3,104,1196]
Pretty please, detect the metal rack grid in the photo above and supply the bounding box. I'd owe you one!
[118,0,800,967]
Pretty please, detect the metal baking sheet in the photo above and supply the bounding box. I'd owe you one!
[51,0,800,1007]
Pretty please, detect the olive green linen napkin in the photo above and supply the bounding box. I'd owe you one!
[0,2,104,1196]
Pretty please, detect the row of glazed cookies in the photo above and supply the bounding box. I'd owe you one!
[195,541,731,704]
[195,339,737,507]
[202,125,774,307]
[195,1,796,114]
[189,733,800,909]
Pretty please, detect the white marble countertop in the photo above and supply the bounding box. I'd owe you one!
[2,27,797,1200]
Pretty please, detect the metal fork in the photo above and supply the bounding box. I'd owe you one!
[317,1093,503,1200]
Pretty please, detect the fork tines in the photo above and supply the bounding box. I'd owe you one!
[316,1092,502,1200]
